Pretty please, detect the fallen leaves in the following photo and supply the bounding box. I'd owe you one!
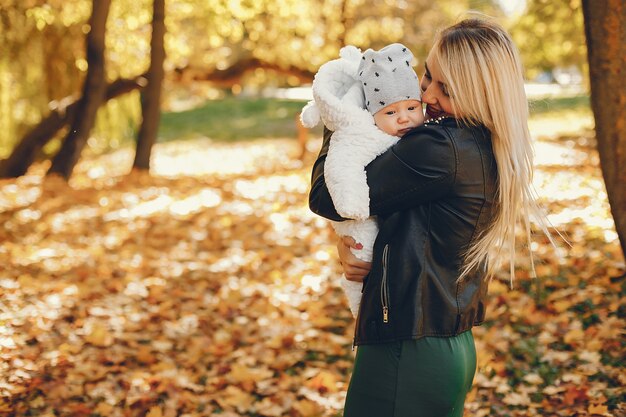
[0,134,624,416]
[84,321,115,347]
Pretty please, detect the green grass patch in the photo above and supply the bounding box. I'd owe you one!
[528,94,589,115]
[527,94,593,137]
[158,96,321,143]
[157,94,590,145]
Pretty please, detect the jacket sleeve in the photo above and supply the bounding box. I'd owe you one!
[309,125,457,220]
[309,127,346,221]
[367,126,457,216]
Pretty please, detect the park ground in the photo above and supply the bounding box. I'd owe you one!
[0,95,624,416]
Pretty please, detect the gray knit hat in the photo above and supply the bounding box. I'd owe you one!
[358,43,421,115]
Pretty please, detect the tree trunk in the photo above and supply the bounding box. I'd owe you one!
[133,0,166,170]
[337,0,353,48]
[47,0,111,180]
[0,75,146,178]
[582,0,626,259]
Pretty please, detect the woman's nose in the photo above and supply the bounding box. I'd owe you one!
[420,77,436,104]
[421,85,435,105]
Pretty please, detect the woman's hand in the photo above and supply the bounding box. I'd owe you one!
[337,236,372,282]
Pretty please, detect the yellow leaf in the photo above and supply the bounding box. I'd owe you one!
[563,328,585,345]
[578,350,601,365]
[255,397,285,417]
[522,373,544,385]
[488,279,508,295]
[543,385,566,395]
[136,345,157,364]
[84,323,114,347]
[310,315,335,327]
[551,299,571,313]
[58,343,82,354]
[146,406,163,417]
[305,370,339,393]
[293,399,323,417]
[28,396,45,408]
[562,372,583,384]
[502,391,531,406]
[94,403,114,415]
[229,363,274,383]
[588,402,608,415]
[215,386,254,413]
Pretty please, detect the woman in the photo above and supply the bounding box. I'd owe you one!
[309,18,551,417]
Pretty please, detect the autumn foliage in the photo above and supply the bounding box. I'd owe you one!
[0,133,624,416]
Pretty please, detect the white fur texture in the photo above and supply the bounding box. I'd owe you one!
[304,45,400,317]
[300,100,320,128]
[325,122,398,220]
[333,218,379,317]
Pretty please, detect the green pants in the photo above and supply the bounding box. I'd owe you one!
[344,330,476,417]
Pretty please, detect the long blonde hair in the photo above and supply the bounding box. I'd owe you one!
[432,17,554,282]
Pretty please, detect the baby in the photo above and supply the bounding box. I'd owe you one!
[302,43,424,316]
[359,43,424,137]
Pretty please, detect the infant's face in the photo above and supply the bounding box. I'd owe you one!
[373,99,424,137]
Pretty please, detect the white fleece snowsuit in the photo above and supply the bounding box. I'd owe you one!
[301,46,400,317]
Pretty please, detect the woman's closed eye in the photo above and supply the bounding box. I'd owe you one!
[423,65,432,80]
[421,74,431,92]
[439,82,450,97]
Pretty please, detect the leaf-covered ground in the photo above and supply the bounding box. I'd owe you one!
[0,132,624,417]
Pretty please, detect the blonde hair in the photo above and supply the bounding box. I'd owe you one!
[432,17,554,283]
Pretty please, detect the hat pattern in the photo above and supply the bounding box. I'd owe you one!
[357,43,421,115]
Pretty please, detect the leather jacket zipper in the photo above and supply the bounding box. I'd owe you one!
[381,244,390,323]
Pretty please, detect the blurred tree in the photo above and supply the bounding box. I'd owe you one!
[0,0,504,172]
[168,0,497,88]
[0,75,145,178]
[511,0,587,80]
[47,0,111,179]
[0,0,87,152]
[582,0,626,259]
[133,0,166,170]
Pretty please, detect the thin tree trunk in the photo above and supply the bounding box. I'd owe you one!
[133,0,166,170]
[338,0,351,47]
[582,0,626,259]
[47,0,111,179]
[0,75,146,178]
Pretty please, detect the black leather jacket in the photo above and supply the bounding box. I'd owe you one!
[309,118,498,345]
